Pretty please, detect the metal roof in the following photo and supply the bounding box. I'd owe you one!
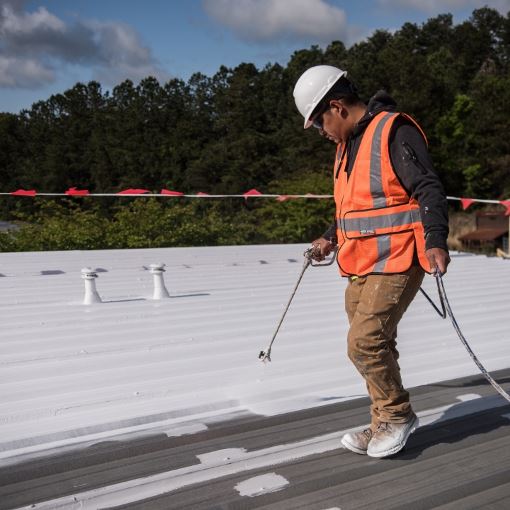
[0,244,509,508]
[0,369,509,509]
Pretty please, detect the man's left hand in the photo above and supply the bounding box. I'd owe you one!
[426,248,450,275]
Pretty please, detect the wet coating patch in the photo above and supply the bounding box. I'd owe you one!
[235,472,289,497]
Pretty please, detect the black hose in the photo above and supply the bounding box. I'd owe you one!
[421,274,510,404]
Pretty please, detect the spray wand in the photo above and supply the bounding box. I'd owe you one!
[258,244,338,362]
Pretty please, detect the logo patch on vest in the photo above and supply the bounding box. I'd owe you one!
[359,229,375,236]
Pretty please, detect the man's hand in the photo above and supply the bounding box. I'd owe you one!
[311,237,335,262]
[426,248,450,275]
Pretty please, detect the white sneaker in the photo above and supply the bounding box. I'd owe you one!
[367,413,419,458]
[341,428,373,455]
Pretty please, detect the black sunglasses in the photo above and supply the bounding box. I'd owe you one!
[311,102,330,130]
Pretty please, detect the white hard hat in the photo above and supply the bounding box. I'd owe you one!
[293,65,348,129]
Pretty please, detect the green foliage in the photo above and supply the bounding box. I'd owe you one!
[106,199,253,248]
[462,163,492,197]
[2,201,109,251]
[1,7,509,251]
[0,191,331,251]
[0,199,256,251]
[434,94,476,192]
[253,171,335,243]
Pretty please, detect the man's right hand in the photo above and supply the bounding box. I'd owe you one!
[425,247,450,275]
[311,237,335,262]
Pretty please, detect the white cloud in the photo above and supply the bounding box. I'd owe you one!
[0,0,167,89]
[202,0,351,44]
[1,3,64,33]
[376,0,509,14]
[0,55,54,87]
[84,20,169,85]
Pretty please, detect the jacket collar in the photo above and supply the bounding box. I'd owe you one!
[351,90,397,138]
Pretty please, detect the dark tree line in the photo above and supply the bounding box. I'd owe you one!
[0,7,509,251]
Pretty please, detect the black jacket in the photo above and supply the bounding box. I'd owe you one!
[323,91,449,252]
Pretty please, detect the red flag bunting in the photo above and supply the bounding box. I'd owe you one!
[500,200,510,216]
[10,189,36,196]
[460,198,475,210]
[160,189,184,196]
[117,189,150,195]
[243,188,262,197]
[65,187,90,196]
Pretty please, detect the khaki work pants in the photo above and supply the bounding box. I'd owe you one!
[345,266,424,429]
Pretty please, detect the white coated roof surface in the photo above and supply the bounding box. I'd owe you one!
[1,244,509,467]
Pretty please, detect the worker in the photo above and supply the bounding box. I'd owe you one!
[293,65,450,458]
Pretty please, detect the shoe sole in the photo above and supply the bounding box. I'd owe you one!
[367,415,419,458]
[341,436,368,455]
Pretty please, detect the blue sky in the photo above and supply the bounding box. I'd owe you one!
[1,0,508,113]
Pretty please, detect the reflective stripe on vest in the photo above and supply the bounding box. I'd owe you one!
[338,208,422,237]
[374,235,391,273]
[369,113,395,208]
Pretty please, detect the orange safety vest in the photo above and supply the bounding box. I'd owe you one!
[334,111,431,277]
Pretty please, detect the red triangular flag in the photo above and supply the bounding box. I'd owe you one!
[460,198,475,210]
[243,188,262,197]
[65,187,90,196]
[160,189,184,196]
[10,189,36,196]
[500,200,510,216]
[276,195,289,202]
[117,188,150,195]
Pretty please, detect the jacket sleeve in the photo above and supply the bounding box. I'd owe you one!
[322,221,338,243]
[389,117,449,252]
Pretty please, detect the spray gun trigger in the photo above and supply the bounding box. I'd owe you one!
[258,350,271,362]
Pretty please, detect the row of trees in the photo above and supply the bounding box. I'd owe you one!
[1,7,509,251]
